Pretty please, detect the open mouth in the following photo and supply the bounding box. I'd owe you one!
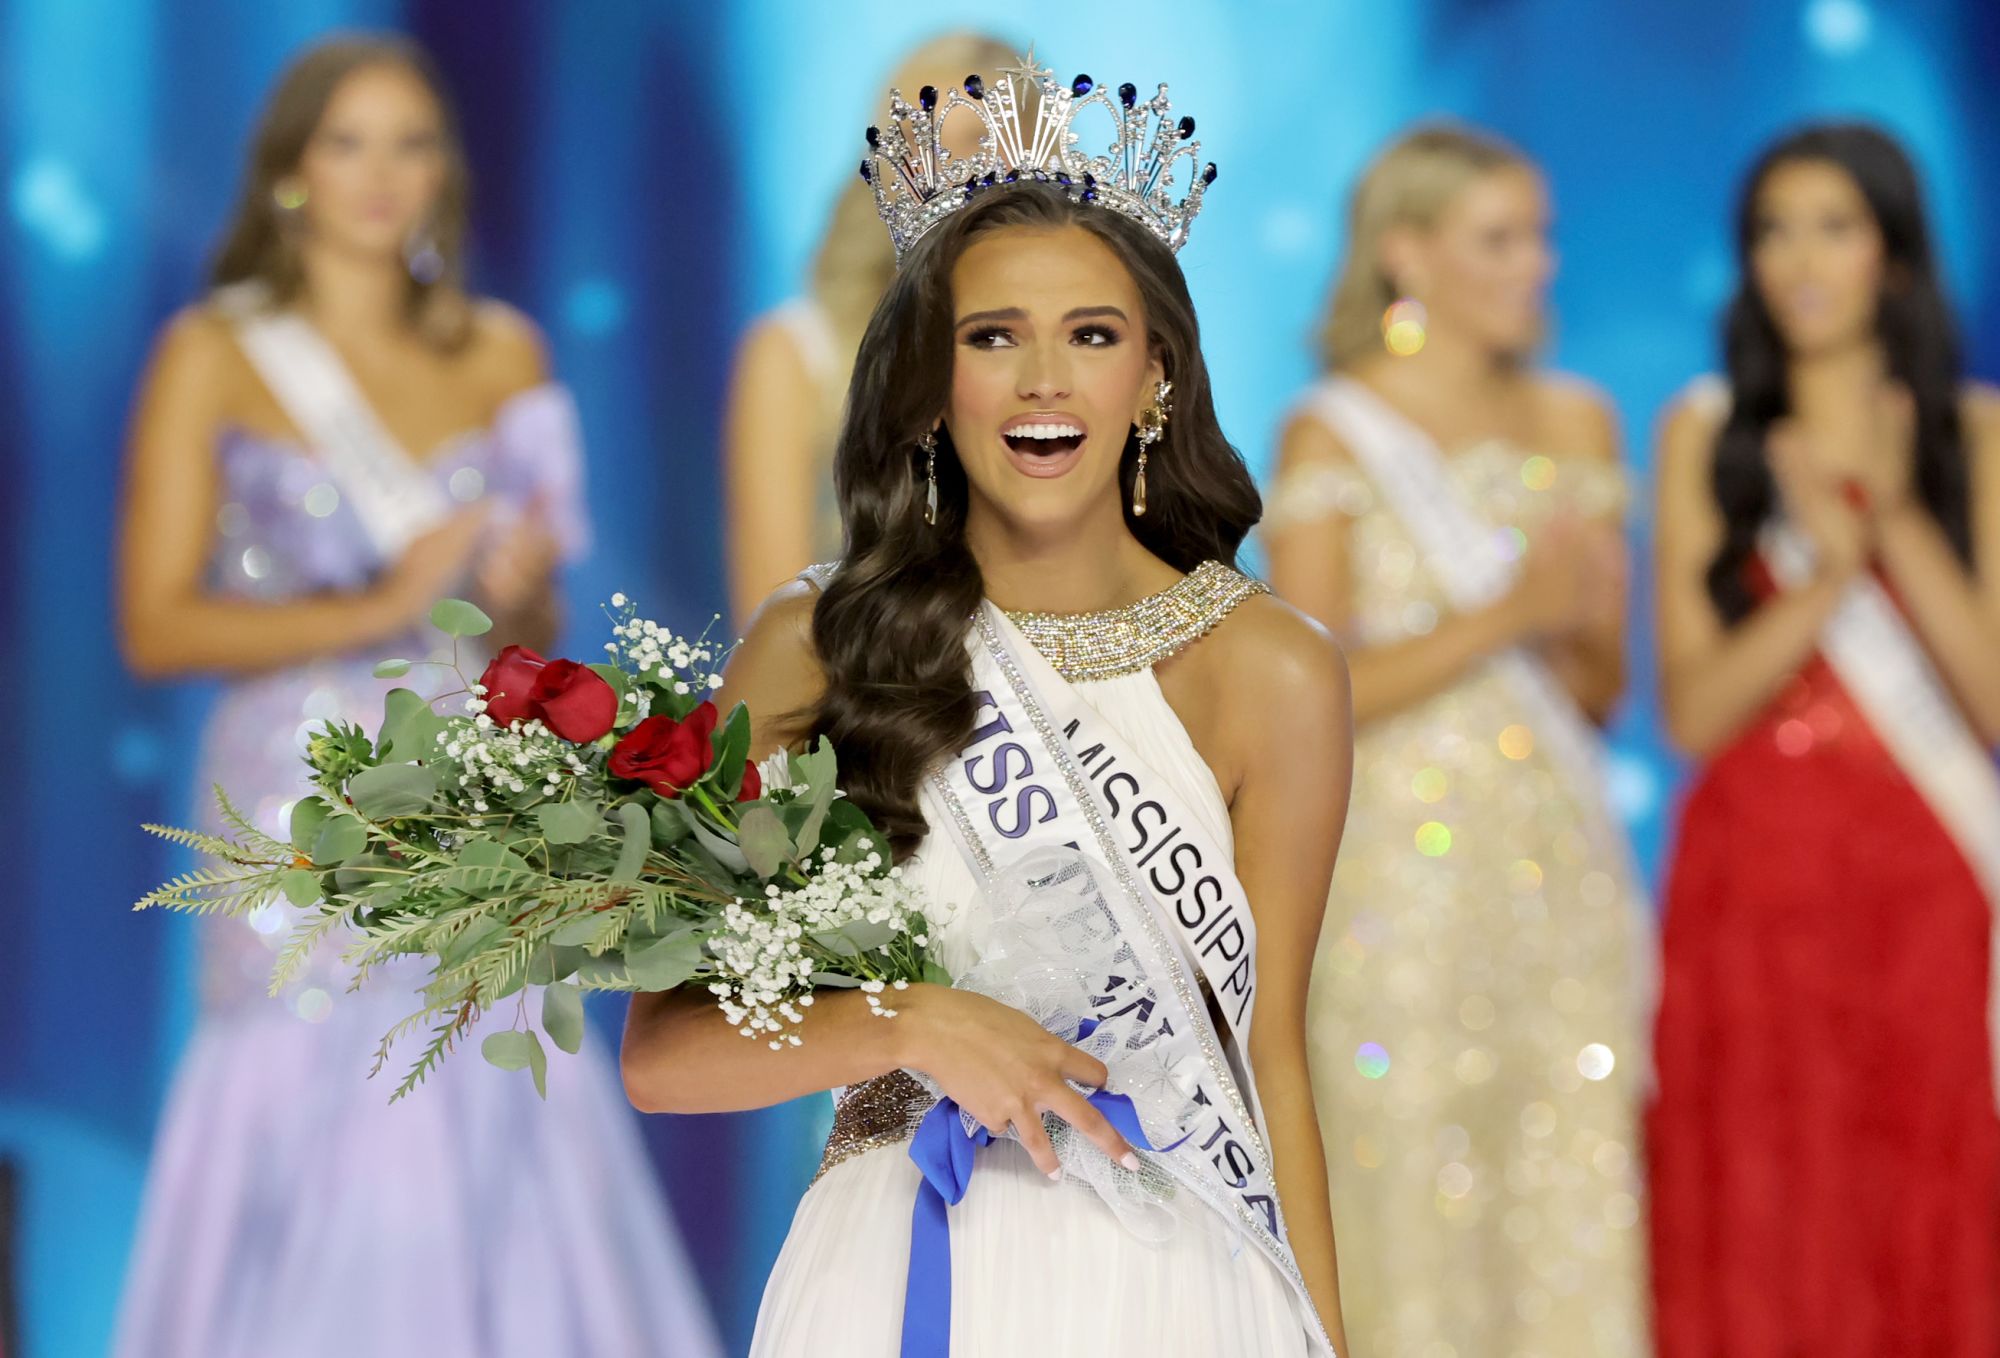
[1002,421,1086,458]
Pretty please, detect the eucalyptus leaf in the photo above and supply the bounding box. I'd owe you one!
[688,816,751,875]
[533,799,603,846]
[625,929,706,990]
[372,658,413,678]
[526,944,587,985]
[793,738,841,857]
[735,804,793,879]
[921,960,954,986]
[334,851,397,895]
[429,597,493,638]
[287,796,331,853]
[377,688,448,764]
[311,816,367,867]
[806,970,866,988]
[610,802,652,882]
[549,913,608,947]
[574,954,632,987]
[279,868,321,908]
[541,981,585,1054]
[649,798,693,848]
[587,663,633,720]
[442,914,505,968]
[348,762,438,819]
[480,1028,548,1096]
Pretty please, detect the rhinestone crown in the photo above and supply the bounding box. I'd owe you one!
[860,48,1217,264]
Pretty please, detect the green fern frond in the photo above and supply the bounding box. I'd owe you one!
[388,1007,478,1103]
[213,785,292,859]
[133,865,286,915]
[269,901,362,996]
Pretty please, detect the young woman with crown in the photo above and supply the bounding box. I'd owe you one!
[622,56,1352,1356]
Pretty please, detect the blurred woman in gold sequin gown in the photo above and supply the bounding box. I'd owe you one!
[1267,124,1652,1358]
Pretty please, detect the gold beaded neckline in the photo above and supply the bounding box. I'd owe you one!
[1001,560,1268,682]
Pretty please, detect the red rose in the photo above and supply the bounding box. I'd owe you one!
[526,659,618,742]
[477,645,617,742]
[478,645,546,726]
[737,759,762,802]
[608,702,720,797]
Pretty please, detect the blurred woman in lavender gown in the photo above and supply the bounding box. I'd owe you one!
[110,35,721,1358]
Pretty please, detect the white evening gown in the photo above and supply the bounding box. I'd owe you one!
[751,664,1311,1357]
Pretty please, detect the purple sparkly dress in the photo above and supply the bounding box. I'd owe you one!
[111,385,723,1358]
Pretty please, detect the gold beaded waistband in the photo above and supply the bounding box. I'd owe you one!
[813,1070,935,1184]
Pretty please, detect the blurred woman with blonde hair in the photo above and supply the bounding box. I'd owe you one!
[722,31,1023,624]
[1267,122,1650,1357]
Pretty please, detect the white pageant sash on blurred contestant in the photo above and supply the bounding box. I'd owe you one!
[214,281,453,559]
[1763,521,2000,1100]
[925,604,1335,1356]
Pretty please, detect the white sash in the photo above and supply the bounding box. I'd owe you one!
[1763,522,2000,1099]
[1297,376,1654,1052]
[930,604,1333,1355]
[214,281,453,559]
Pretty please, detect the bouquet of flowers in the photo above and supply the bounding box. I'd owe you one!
[136,596,947,1100]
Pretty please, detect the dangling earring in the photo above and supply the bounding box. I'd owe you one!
[273,177,308,214]
[918,429,939,525]
[404,222,445,285]
[1131,379,1173,518]
[1382,296,1427,356]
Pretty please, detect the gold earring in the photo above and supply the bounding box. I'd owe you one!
[1132,379,1172,518]
[918,429,939,525]
[1382,296,1426,356]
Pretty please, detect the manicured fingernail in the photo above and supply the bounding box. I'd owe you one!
[1121,1152,1141,1172]
[1048,1168,1063,1182]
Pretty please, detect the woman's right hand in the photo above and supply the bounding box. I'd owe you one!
[896,983,1142,1179]
[1768,419,1870,580]
[1504,512,1601,641]
[378,506,491,626]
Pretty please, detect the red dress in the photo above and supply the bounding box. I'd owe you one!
[1650,591,2000,1356]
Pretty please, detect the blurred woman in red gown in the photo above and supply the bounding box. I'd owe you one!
[1650,122,2000,1356]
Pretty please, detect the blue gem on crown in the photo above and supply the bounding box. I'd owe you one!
[861,48,1217,264]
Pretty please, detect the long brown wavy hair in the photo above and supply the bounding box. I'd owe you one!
[808,183,1262,856]
[209,34,472,348]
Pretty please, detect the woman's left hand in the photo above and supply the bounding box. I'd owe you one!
[473,498,562,615]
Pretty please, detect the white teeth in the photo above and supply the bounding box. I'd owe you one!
[1008,423,1084,441]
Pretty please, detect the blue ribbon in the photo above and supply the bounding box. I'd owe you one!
[899,1033,1182,1357]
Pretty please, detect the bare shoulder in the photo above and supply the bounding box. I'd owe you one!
[721,577,827,748]
[150,303,244,379]
[1531,370,1620,459]
[1961,381,2000,445]
[1207,591,1350,715]
[733,309,814,385]
[1275,400,1355,471]
[1656,377,1730,477]
[466,298,551,396]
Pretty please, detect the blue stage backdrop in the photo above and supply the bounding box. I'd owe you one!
[3,1,1996,1353]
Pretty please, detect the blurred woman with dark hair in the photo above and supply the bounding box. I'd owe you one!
[1650,122,2000,1354]
[111,35,719,1357]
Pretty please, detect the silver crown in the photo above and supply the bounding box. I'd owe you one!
[860,48,1217,264]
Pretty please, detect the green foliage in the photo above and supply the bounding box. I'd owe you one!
[533,799,602,845]
[349,762,438,819]
[429,598,493,638]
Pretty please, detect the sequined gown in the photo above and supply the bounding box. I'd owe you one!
[1649,471,2000,1346]
[112,385,724,1358]
[752,574,1314,1357]
[1274,412,1650,1358]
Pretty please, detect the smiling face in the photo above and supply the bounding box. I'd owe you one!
[943,224,1165,540]
[1388,163,1552,358]
[292,62,447,261]
[1749,157,1887,358]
